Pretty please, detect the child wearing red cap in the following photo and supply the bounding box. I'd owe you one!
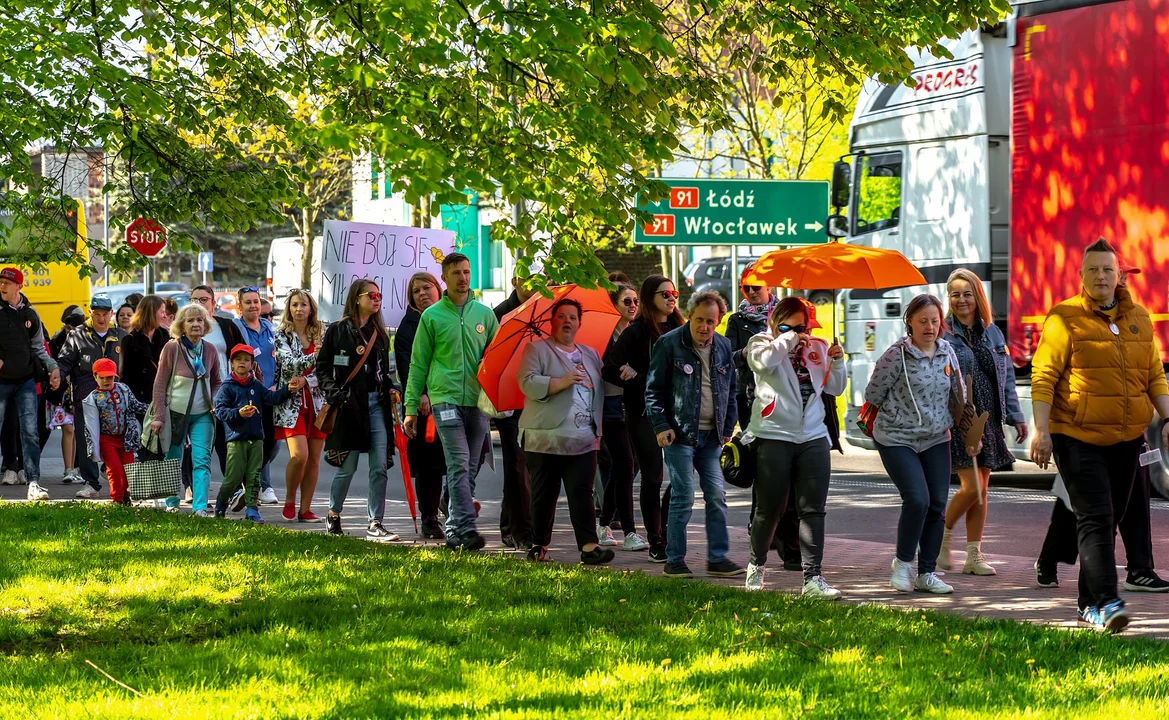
[81,358,148,504]
[213,344,301,523]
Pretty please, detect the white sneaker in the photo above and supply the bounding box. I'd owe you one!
[938,527,953,571]
[16,470,26,485]
[193,509,215,518]
[915,572,954,594]
[75,485,99,499]
[621,532,649,552]
[963,545,997,576]
[597,525,618,547]
[259,487,279,505]
[802,575,843,601]
[745,562,765,591]
[1,470,19,486]
[26,482,49,501]
[890,558,915,593]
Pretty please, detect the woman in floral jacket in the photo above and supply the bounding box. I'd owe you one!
[273,290,325,522]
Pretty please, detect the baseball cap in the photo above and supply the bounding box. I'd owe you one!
[92,358,118,377]
[0,267,23,285]
[230,343,256,359]
[1119,259,1141,275]
[800,298,823,330]
[90,295,113,311]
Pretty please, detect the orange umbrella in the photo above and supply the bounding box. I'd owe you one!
[741,241,926,290]
[478,285,621,413]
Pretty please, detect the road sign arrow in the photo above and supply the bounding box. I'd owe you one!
[804,221,824,232]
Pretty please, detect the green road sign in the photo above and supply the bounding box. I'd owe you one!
[633,178,829,246]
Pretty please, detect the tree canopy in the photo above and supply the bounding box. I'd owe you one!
[0,0,1009,283]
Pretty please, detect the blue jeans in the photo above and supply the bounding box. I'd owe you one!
[0,379,41,485]
[433,403,489,540]
[664,430,730,566]
[166,412,215,510]
[329,392,389,523]
[875,440,951,574]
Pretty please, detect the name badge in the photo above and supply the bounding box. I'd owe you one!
[1140,448,1162,467]
[439,409,456,421]
[335,355,350,367]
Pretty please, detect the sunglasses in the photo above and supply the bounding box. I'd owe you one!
[743,285,765,293]
[238,286,260,295]
[622,297,639,307]
[656,290,680,300]
[360,291,383,302]
[778,324,809,334]
[261,313,274,320]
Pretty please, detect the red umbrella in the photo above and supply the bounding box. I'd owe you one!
[478,284,621,413]
[389,402,419,534]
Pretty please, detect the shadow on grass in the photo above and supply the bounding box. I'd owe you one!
[2,503,1169,718]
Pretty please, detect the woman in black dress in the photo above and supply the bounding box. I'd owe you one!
[940,269,1028,576]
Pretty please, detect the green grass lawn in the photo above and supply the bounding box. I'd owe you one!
[2,503,1169,719]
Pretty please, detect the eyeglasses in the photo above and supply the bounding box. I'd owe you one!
[778,324,809,334]
[622,297,639,307]
[190,295,214,304]
[360,291,383,302]
[656,290,680,300]
[239,286,260,295]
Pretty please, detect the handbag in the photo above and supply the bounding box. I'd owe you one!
[719,432,756,489]
[126,458,182,500]
[316,329,378,434]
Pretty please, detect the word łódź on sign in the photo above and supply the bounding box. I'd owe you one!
[313,220,456,328]
[633,178,830,246]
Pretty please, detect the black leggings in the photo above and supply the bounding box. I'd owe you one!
[626,411,670,548]
[600,416,637,535]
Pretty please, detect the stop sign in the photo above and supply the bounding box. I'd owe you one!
[126,217,167,257]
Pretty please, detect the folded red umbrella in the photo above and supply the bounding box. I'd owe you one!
[389,402,418,534]
[477,284,621,413]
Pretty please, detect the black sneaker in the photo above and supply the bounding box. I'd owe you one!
[527,545,548,562]
[421,516,445,540]
[501,534,517,549]
[707,560,746,577]
[325,514,343,536]
[1035,561,1059,588]
[229,488,246,513]
[447,531,487,551]
[581,548,615,565]
[1124,570,1169,593]
[663,562,694,578]
[366,522,400,543]
[648,545,667,564]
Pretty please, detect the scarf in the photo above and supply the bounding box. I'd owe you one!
[181,336,206,377]
[737,295,779,325]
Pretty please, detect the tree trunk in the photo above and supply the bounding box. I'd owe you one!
[299,206,315,290]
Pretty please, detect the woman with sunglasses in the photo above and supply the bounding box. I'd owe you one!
[317,279,401,542]
[274,289,326,522]
[596,282,649,552]
[395,272,448,540]
[744,297,847,596]
[602,274,684,562]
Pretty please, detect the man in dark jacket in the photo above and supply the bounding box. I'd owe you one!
[57,294,126,498]
[492,270,538,548]
[0,267,60,500]
[646,291,741,579]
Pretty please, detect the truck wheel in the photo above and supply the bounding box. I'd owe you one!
[808,290,834,307]
[1148,419,1169,499]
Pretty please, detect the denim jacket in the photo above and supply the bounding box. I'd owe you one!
[645,323,737,446]
[945,320,1025,426]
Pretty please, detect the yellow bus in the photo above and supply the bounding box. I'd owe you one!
[0,197,92,335]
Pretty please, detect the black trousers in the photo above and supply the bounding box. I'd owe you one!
[599,416,637,534]
[1051,434,1142,610]
[1038,464,1155,573]
[406,420,446,518]
[496,414,532,544]
[750,437,832,579]
[738,394,799,564]
[627,411,671,548]
[528,450,599,550]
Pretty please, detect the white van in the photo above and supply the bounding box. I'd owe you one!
[266,236,321,316]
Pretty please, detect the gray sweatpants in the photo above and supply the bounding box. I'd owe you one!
[750,437,831,580]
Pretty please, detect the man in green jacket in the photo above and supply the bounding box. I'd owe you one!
[404,252,499,551]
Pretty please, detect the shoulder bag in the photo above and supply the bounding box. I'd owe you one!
[315,330,377,434]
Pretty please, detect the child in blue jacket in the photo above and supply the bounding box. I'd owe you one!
[214,344,302,523]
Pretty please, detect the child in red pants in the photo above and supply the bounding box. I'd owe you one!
[82,358,148,504]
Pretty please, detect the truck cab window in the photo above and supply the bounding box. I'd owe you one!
[854,152,903,235]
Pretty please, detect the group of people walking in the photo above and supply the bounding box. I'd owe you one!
[1,236,1166,633]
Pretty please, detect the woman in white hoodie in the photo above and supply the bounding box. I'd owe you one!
[744,297,847,597]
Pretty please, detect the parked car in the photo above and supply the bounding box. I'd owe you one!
[91,282,188,310]
[682,256,763,304]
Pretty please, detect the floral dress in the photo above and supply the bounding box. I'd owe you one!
[950,321,1013,472]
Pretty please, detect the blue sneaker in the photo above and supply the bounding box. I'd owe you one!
[1077,606,1103,630]
[244,508,265,525]
[1099,599,1130,634]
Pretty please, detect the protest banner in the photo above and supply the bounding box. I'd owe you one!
[313,220,456,327]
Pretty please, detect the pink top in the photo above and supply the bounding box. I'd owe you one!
[153,340,223,424]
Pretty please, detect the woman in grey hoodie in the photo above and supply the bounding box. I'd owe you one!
[864,294,975,595]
